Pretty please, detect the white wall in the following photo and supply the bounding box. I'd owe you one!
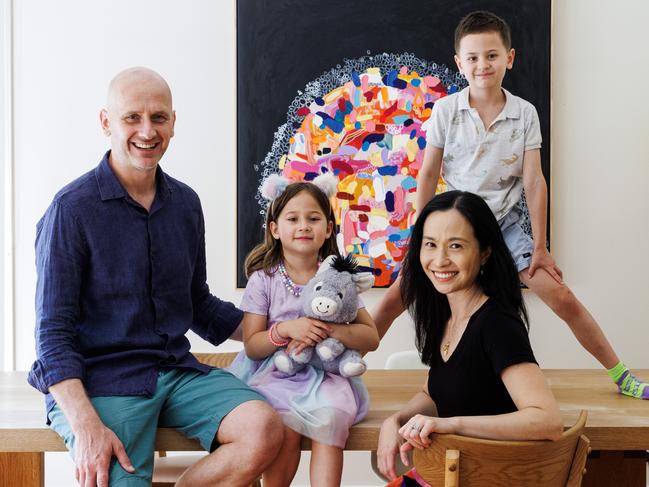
[0,0,7,369]
[5,0,649,485]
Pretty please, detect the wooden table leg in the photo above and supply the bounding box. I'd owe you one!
[0,452,44,487]
[582,450,646,487]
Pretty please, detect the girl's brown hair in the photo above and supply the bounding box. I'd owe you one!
[244,182,341,278]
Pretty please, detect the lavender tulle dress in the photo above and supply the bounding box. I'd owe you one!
[227,268,369,448]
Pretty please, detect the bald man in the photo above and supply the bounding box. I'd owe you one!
[28,67,283,487]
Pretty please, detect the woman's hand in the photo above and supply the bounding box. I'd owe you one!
[398,414,456,461]
[277,318,332,346]
[377,415,403,480]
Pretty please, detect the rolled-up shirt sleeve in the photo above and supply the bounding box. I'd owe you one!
[28,199,87,393]
[189,209,243,345]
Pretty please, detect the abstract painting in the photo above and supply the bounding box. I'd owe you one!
[237,0,551,287]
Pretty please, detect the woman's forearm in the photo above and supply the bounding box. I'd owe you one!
[393,390,438,426]
[451,406,563,441]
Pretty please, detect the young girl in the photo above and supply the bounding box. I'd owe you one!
[229,174,380,487]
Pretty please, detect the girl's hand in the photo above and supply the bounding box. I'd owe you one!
[398,414,455,455]
[377,415,403,480]
[286,339,308,355]
[278,318,332,346]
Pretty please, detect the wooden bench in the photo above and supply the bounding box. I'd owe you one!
[1,366,648,486]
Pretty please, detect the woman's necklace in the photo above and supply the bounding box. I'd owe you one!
[278,262,302,297]
[442,319,461,357]
[442,295,487,357]
[442,339,453,357]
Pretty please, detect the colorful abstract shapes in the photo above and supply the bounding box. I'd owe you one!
[281,65,448,286]
[257,53,466,286]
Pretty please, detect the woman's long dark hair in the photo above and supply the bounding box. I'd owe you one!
[401,191,528,366]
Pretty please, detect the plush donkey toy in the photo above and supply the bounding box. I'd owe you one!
[273,254,374,377]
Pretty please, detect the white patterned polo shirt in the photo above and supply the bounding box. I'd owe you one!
[423,87,542,220]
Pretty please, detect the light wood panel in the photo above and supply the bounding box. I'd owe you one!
[0,452,43,487]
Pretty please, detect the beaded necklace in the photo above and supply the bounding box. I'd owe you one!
[278,262,302,297]
[278,260,321,297]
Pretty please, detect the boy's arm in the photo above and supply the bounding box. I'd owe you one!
[373,276,404,339]
[372,145,443,339]
[415,145,444,218]
[522,149,563,283]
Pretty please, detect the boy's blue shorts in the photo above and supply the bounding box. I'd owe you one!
[48,367,265,486]
[499,208,534,272]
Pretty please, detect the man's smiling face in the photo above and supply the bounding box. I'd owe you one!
[101,69,176,174]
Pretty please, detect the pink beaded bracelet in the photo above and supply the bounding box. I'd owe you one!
[268,323,289,347]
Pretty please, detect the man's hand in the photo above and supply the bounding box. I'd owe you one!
[73,419,134,487]
[528,247,564,284]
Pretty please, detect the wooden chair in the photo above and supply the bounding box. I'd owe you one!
[413,410,589,487]
[152,352,262,487]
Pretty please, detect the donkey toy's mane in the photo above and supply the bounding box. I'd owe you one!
[329,254,359,274]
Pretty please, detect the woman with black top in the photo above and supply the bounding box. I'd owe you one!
[376,191,563,481]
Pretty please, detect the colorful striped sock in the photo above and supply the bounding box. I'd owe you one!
[607,362,649,400]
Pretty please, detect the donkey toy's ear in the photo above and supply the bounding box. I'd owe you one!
[351,272,374,293]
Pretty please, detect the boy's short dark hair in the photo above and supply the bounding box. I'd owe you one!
[454,10,511,52]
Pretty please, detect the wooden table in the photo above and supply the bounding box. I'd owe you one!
[1,369,648,486]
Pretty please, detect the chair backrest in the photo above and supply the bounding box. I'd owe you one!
[194,352,239,368]
[384,350,428,370]
[413,410,589,487]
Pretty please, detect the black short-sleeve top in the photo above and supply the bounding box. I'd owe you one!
[427,299,537,418]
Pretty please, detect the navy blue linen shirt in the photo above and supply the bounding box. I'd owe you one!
[28,152,242,413]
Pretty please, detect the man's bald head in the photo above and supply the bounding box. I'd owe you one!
[100,67,176,175]
[106,67,173,113]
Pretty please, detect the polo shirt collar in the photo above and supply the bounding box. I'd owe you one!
[95,150,173,203]
[500,88,521,119]
[457,86,472,111]
[457,87,521,120]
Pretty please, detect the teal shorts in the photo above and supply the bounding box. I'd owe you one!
[48,367,265,486]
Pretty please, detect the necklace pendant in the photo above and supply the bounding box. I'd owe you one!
[442,342,450,356]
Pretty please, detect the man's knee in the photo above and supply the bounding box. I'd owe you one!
[241,401,284,455]
[251,403,284,452]
[217,400,284,478]
[219,400,284,454]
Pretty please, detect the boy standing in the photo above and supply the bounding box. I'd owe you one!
[374,11,648,399]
